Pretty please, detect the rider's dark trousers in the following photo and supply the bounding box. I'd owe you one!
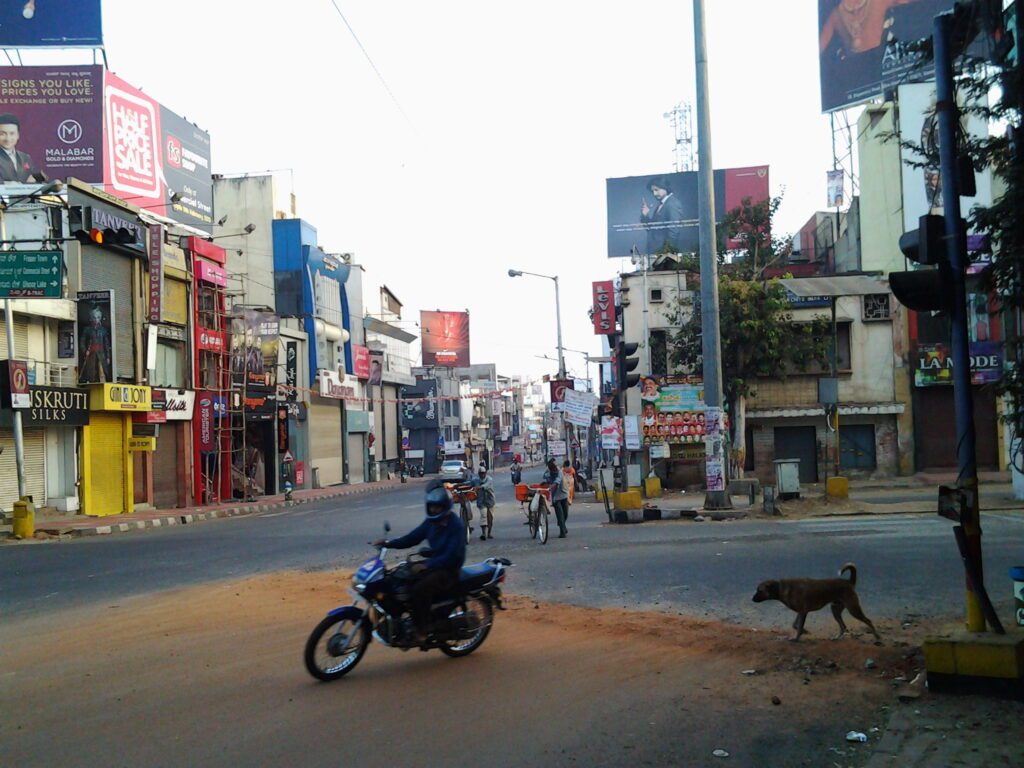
[411,568,458,632]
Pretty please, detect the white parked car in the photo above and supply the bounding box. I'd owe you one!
[439,460,469,482]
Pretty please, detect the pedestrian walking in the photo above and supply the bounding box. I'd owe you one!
[543,458,570,538]
[562,460,576,507]
[472,464,496,540]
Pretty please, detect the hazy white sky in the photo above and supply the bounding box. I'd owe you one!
[35,1,840,383]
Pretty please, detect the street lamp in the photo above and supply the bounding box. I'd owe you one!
[507,268,565,378]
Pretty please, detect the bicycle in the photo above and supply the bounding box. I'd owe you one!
[446,483,477,545]
[514,483,550,544]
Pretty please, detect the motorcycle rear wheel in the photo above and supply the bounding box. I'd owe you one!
[439,596,494,657]
[304,615,370,681]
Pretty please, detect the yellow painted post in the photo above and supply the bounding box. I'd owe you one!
[123,415,134,515]
[12,497,34,538]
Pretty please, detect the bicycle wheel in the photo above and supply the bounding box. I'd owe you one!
[461,501,472,544]
[537,500,549,544]
[528,504,538,539]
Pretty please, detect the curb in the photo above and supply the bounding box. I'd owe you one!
[18,478,426,541]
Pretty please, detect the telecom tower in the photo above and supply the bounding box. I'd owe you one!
[663,101,696,172]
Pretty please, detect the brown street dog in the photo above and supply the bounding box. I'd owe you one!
[752,562,881,642]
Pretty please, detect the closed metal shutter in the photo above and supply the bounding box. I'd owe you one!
[0,317,31,360]
[81,246,134,380]
[347,433,365,484]
[86,413,126,515]
[0,429,46,511]
[309,401,342,486]
[153,422,181,508]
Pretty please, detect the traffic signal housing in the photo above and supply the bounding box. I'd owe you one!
[616,341,640,390]
[73,227,136,246]
[889,214,953,313]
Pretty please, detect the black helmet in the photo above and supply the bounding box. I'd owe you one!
[424,479,452,520]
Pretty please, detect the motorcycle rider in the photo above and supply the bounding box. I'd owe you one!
[373,480,466,643]
[510,457,522,485]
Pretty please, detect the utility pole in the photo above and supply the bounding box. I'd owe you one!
[693,0,730,509]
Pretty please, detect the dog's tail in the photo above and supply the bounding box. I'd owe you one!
[840,562,857,586]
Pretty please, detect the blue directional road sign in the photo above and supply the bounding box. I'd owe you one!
[0,250,63,298]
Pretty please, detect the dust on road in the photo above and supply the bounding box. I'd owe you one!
[0,570,920,768]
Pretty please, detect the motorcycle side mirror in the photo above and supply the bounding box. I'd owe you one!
[383,521,391,533]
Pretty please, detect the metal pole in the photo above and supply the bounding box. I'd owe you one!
[552,275,569,454]
[693,0,729,509]
[0,207,27,500]
[934,12,984,632]
[641,252,650,374]
[831,297,840,477]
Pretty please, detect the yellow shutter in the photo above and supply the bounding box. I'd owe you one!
[83,413,126,516]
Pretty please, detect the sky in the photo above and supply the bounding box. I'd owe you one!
[22,1,840,385]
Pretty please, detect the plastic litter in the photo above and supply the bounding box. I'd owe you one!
[845,731,868,743]
[712,749,729,758]
[741,669,757,676]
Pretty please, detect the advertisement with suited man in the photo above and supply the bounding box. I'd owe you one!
[0,65,103,185]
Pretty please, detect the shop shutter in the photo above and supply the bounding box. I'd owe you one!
[309,401,342,486]
[81,248,134,380]
[0,429,46,511]
[153,422,180,509]
[347,433,365,484]
[0,318,31,360]
[87,413,126,515]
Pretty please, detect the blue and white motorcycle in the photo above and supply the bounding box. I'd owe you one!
[304,523,512,681]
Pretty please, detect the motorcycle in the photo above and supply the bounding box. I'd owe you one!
[511,466,522,485]
[304,522,512,681]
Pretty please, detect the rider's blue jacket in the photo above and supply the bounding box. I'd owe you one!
[386,513,466,572]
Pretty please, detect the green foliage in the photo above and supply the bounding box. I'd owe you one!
[719,194,791,280]
[668,275,832,406]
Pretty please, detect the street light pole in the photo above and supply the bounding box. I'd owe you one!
[693,0,730,510]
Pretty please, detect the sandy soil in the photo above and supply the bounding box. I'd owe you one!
[0,570,923,768]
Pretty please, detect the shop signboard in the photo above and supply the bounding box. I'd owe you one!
[197,327,225,353]
[195,259,226,286]
[196,392,215,451]
[128,436,156,452]
[592,280,616,335]
[156,388,195,420]
[89,383,151,411]
[318,369,358,400]
[915,342,1004,386]
[352,344,371,380]
[147,223,163,323]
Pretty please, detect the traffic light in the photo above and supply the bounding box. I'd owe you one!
[889,214,953,313]
[73,227,136,246]
[616,341,640,390]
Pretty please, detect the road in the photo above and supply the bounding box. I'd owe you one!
[2,471,1023,767]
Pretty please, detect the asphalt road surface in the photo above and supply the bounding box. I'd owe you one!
[2,470,1023,767]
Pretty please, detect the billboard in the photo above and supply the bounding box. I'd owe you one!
[605,166,769,258]
[420,310,470,367]
[0,1,102,48]
[818,0,953,112]
[898,82,992,233]
[230,309,280,390]
[77,289,115,384]
[0,65,103,184]
[639,375,705,447]
[103,71,213,232]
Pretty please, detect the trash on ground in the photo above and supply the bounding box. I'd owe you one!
[845,731,868,743]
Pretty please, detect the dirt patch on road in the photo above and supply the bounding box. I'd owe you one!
[1,570,920,768]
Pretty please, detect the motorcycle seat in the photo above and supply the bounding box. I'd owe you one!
[459,562,497,589]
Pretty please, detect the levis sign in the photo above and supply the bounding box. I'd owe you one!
[592,280,615,335]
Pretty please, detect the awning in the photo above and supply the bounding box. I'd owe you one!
[780,275,890,298]
[363,316,417,343]
[747,402,905,419]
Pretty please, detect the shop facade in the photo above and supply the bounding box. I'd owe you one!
[82,383,152,516]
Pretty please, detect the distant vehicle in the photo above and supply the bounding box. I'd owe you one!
[439,460,469,482]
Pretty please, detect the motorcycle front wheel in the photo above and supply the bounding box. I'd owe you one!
[440,596,494,658]
[304,614,370,681]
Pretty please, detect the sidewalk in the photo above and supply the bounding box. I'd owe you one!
[865,689,1024,767]
[1,475,427,542]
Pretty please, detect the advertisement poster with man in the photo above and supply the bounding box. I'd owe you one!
[818,0,954,112]
[420,310,470,367]
[76,289,115,384]
[230,309,280,390]
[0,65,103,184]
[897,82,992,233]
[606,166,769,258]
[639,375,706,447]
[0,1,102,47]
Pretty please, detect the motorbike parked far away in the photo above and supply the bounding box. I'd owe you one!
[304,522,512,681]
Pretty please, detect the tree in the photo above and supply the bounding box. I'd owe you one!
[668,197,831,476]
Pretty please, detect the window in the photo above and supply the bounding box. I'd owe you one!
[198,351,219,389]
[650,330,668,377]
[198,286,219,330]
[862,294,891,321]
[154,340,185,388]
[791,321,852,374]
[650,288,664,303]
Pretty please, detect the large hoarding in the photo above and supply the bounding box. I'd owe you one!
[0,65,103,184]
[0,1,102,48]
[605,166,769,258]
[420,310,470,367]
[103,71,213,232]
[818,0,953,113]
[898,82,992,233]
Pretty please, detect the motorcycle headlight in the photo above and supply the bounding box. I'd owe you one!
[354,583,366,592]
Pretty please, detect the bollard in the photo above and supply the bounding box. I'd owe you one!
[12,496,34,539]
